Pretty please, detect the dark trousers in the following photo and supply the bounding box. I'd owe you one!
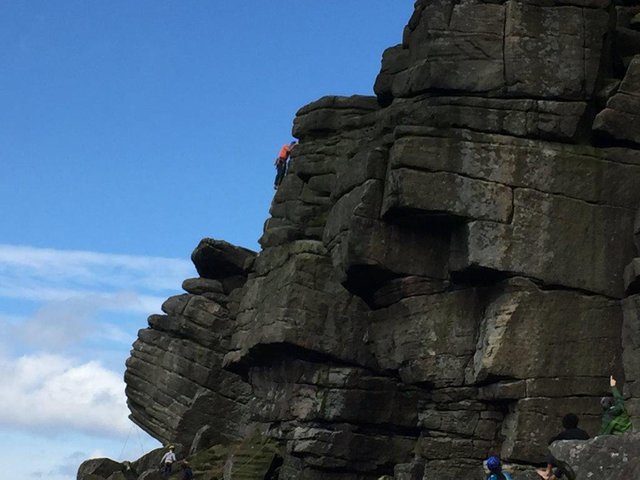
[274,161,287,187]
[162,462,173,477]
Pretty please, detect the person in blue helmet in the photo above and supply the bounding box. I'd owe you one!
[485,456,513,480]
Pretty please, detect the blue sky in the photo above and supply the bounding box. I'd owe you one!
[0,2,413,479]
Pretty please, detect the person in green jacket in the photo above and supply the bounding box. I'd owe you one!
[600,375,633,435]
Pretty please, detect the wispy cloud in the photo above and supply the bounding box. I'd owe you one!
[0,353,131,438]
[0,300,143,354]
[0,241,191,473]
[0,244,194,310]
[0,286,168,313]
[0,244,194,352]
[0,245,195,440]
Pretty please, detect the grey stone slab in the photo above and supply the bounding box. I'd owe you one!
[451,189,635,298]
[370,287,483,387]
[392,1,506,96]
[467,278,621,383]
[549,433,640,480]
[505,3,608,99]
[389,131,640,209]
[382,168,513,223]
[385,96,587,141]
[191,238,255,281]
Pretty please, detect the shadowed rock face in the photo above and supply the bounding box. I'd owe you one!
[118,1,640,479]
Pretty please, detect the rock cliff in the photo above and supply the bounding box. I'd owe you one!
[81,1,640,479]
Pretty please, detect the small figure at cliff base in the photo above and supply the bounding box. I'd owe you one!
[182,460,194,480]
[536,413,588,480]
[274,141,296,189]
[160,444,176,478]
[600,375,632,435]
[485,456,513,480]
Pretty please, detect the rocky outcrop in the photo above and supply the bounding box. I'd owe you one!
[81,1,640,479]
[544,433,640,480]
[78,458,135,480]
[124,239,255,451]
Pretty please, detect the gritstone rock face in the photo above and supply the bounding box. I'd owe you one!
[86,1,640,479]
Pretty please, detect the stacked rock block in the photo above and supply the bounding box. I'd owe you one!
[125,239,256,452]
[546,432,640,479]
[117,1,640,480]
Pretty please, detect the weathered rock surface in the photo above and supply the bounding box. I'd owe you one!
[594,55,640,145]
[546,433,640,480]
[450,190,635,298]
[77,458,136,480]
[124,239,256,451]
[84,1,640,479]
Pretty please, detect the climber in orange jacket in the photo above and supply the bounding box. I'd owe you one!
[274,141,297,189]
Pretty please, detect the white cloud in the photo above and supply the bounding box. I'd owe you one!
[0,244,193,286]
[0,244,193,350]
[0,295,177,355]
[0,302,139,353]
[0,353,131,438]
[0,244,194,311]
[0,285,168,313]
[15,297,99,349]
[0,245,191,443]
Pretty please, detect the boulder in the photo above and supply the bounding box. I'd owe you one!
[181,277,223,295]
[549,433,640,480]
[77,458,126,480]
[130,448,165,478]
[191,238,255,281]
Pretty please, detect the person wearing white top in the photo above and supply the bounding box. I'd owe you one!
[160,445,176,477]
